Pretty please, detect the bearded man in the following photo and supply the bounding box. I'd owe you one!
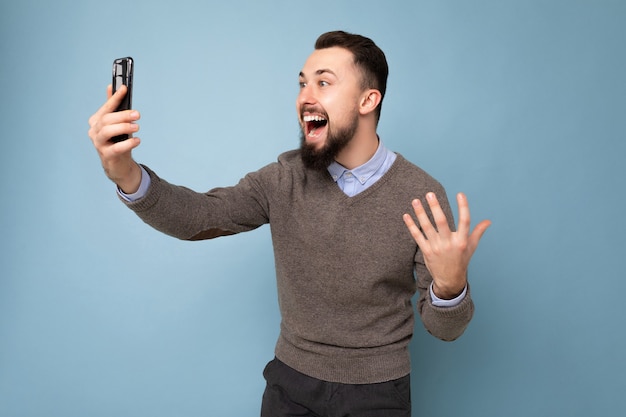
[88,31,490,416]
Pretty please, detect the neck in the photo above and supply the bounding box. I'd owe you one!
[335,126,379,170]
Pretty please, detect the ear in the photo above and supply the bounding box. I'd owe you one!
[359,89,382,116]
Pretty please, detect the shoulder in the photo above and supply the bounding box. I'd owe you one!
[390,153,454,218]
[391,153,445,191]
[276,149,303,168]
[243,149,301,177]
[244,149,311,190]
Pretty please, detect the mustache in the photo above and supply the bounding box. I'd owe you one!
[300,105,328,119]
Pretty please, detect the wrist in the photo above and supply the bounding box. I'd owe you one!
[432,282,466,300]
[105,159,142,194]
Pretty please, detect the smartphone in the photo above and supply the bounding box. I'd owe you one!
[111,57,134,142]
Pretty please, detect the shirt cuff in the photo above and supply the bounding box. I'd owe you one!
[117,165,151,202]
[429,282,467,308]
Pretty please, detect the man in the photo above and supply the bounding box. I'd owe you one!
[88,31,490,416]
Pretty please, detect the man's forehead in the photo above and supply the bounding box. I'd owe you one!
[299,47,355,78]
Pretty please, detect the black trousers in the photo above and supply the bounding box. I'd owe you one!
[260,357,411,417]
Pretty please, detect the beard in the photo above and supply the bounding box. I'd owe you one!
[299,112,359,171]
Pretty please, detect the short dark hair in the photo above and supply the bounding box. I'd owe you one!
[314,31,389,122]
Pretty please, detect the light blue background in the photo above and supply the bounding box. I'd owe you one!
[1,0,624,416]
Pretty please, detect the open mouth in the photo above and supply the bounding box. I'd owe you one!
[303,114,328,138]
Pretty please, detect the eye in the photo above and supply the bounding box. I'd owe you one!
[299,81,307,89]
[319,80,329,87]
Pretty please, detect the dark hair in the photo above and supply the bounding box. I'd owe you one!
[315,31,389,122]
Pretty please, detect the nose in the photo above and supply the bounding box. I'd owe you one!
[297,84,316,108]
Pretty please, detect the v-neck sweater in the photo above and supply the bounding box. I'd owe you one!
[124,149,474,384]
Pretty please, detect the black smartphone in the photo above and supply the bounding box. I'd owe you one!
[111,57,134,142]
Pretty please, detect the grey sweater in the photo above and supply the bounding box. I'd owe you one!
[124,150,474,384]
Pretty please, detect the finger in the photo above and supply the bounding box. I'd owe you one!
[108,136,142,155]
[403,212,427,246]
[106,84,127,112]
[97,118,140,144]
[468,219,492,249]
[456,192,471,237]
[89,85,127,126]
[100,108,140,128]
[410,197,438,237]
[90,110,140,145]
[426,192,451,236]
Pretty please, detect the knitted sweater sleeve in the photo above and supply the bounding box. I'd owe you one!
[120,164,271,241]
[414,186,475,341]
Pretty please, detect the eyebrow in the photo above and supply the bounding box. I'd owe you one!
[299,69,337,79]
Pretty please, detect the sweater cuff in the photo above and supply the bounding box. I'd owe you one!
[429,282,467,307]
[117,165,151,202]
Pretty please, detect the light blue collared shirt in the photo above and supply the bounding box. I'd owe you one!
[120,141,466,306]
[327,139,397,197]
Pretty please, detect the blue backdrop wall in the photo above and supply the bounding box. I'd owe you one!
[1,1,624,416]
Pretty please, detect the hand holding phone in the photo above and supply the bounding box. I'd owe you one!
[111,57,134,142]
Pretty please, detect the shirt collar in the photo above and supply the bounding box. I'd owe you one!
[327,140,390,185]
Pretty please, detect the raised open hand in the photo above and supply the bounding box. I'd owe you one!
[403,192,491,299]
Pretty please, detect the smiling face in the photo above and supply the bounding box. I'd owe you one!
[297,47,365,170]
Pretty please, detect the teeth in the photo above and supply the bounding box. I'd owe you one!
[303,115,326,122]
